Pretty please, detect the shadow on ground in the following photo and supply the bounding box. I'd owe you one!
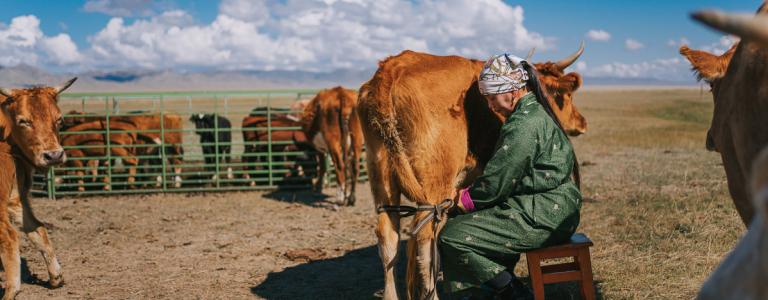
[251,243,407,299]
[251,241,602,299]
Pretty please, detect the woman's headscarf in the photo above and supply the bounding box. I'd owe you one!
[478,54,529,95]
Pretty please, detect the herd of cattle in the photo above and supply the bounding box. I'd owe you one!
[0,3,765,300]
[51,87,363,205]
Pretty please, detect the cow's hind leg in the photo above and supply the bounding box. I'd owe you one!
[407,219,440,300]
[370,152,402,299]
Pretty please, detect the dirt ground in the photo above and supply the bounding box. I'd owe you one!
[7,89,744,299]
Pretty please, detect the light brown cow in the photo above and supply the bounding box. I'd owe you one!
[678,5,768,226]
[0,78,76,299]
[358,46,586,299]
[688,5,768,299]
[300,87,364,205]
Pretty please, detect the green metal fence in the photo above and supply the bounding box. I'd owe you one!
[32,90,367,198]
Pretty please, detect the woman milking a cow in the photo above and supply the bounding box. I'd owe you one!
[439,54,582,299]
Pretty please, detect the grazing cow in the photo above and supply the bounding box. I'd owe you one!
[241,114,312,186]
[677,5,768,226]
[59,120,139,191]
[189,113,233,181]
[0,78,76,299]
[687,6,768,299]
[358,46,587,299]
[300,87,364,205]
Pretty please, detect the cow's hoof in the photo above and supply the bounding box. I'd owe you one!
[346,195,356,206]
[48,274,64,289]
[2,287,19,300]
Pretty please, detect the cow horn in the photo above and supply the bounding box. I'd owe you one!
[0,88,12,98]
[692,10,768,46]
[54,77,78,94]
[525,47,536,61]
[554,41,585,70]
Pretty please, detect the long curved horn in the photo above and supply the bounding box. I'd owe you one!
[525,47,536,61]
[0,88,12,98]
[692,10,768,46]
[54,77,78,94]
[554,41,585,70]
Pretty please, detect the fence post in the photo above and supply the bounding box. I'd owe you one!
[105,96,113,192]
[160,95,168,192]
[214,95,221,188]
[47,167,55,200]
[267,94,273,187]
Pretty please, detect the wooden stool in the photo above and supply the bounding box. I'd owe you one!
[525,233,595,300]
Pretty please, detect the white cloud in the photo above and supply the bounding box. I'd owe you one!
[586,29,610,41]
[625,38,644,50]
[0,15,82,67]
[581,57,693,81]
[700,35,739,55]
[81,0,555,71]
[83,0,155,17]
[667,37,691,48]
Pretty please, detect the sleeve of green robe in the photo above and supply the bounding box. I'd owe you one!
[461,116,541,212]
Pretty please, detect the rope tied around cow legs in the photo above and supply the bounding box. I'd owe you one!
[376,198,454,299]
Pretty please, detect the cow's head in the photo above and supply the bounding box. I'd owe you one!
[0,78,75,168]
[533,43,588,136]
[679,44,738,152]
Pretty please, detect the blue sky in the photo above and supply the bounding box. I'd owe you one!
[0,0,761,81]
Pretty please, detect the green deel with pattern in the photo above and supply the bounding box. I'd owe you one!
[438,92,582,295]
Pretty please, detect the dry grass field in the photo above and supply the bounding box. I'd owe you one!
[7,88,744,299]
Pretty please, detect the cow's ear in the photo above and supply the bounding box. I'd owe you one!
[557,73,582,93]
[679,45,731,82]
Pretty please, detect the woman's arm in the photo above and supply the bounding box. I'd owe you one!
[459,117,540,212]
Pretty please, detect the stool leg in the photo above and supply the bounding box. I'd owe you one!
[576,248,596,300]
[526,253,545,300]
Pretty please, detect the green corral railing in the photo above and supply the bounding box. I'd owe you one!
[32,90,367,198]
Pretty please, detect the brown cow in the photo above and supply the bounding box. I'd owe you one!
[678,7,768,226]
[300,87,364,205]
[114,113,184,188]
[358,46,586,299]
[687,6,768,299]
[241,114,313,186]
[59,120,139,191]
[0,78,76,299]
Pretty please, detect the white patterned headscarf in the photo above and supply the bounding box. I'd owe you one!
[478,54,529,96]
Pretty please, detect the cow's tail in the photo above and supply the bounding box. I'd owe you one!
[359,79,428,204]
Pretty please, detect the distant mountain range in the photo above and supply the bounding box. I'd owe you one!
[0,64,698,93]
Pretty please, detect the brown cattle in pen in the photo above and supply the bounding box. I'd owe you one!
[358,45,587,299]
[59,120,139,191]
[0,78,76,299]
[300,87,364,205]
[241,114,312,186]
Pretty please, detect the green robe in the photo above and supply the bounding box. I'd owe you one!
[438,92,582,296]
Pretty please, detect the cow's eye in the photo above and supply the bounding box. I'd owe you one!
[18,118,32,127]
[56,118,63,128]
